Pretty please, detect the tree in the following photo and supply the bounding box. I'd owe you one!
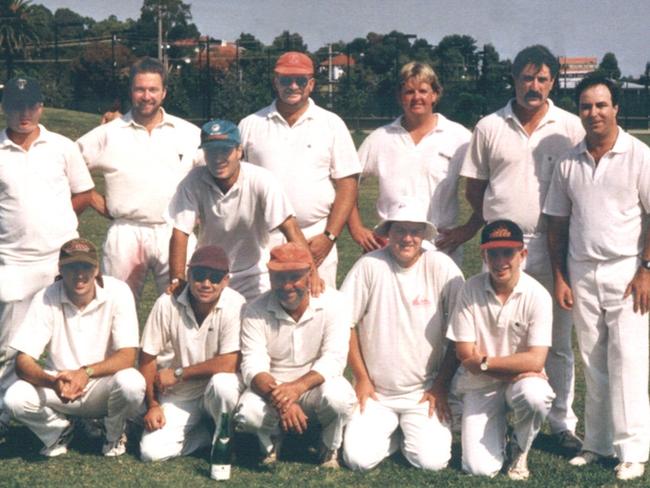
[0,0,40,79]
[271,30,307,53]
[598,52,621,79]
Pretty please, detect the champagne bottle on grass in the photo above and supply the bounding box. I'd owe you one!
[210,413,232,480]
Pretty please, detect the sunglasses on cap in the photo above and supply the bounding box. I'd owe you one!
[190,266,227,284]
[277,76,311,88]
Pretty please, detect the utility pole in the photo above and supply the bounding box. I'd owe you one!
[157,2,163,62]
[328,43,333,109]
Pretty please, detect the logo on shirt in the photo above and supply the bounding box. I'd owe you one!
[412,295,431,306]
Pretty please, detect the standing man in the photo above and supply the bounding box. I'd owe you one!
[139,245,245,462]
[545,75,650,481]
[77,57,200,299]
[168,119,319,301]
[448,220,555,480]
[239,51,361,286]
[459,45,584,449]
[0,77,94,433]
[4,238,144,457]
[234,243,356,468]
[341,200,464,471]
[347,61,475,265]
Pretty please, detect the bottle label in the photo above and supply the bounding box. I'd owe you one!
[210,464,231,481]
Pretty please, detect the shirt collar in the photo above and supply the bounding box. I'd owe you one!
[177,285,225,327]
[119,108,175,129]
[504,98,559,126]
[267,98,316,124]
[266,291,321,324]
[577,126,630,156]
[59,279,107,311]
[482,271,525,298]
[0,124,51,149]
[199,166,242,195]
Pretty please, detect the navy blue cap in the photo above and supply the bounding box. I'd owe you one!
[2,77,43,110]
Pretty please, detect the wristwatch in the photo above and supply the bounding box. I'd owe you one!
[479,356,489,372]
[173,367,184,382]
[640,259,650,270]
[83,366,94,378]
[324,230,338,243]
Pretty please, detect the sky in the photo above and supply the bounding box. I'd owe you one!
[41,0,650,77]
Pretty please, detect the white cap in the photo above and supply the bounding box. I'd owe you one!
[373,198,437,240]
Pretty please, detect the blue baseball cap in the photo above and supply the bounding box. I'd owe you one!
[199,119,241,149]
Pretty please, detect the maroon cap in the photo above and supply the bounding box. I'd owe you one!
[59,238,99,267]
[267,243,313,272]
[188,245,229,271]
[274,52,314,75]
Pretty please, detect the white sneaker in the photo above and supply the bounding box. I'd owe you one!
[507,441,529,481]
[615,462,645,481]
[102,432,127,457]
[569,450,604,466]
[40,422,74,457]
[261,435,282,466]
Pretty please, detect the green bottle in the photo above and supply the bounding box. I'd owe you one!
[210,413,232,480]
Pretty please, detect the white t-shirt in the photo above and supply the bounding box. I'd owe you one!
[359,114,470,230]
[77,110,200,224]
[11,276,139,373]
[460,99,584,235]
[543,129,650,262]
[0,125,94,265]
[239,98,361,232]
[141,286,245,400]
[447,271,552,391]
[340,248,464,396]
[240,287,350,385]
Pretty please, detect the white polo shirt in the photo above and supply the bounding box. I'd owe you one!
[359,114,470,229]
[460,99,584,234]
[543,129,650,262]
[238,98,361,232]
[140,286,245,400]
[168,162,293,282]
[0,125,94,266]
[447,271,552,391]
[10,276,139,373]
[76,109,200,224]
[240,287,350,386]
[340,248,464,396]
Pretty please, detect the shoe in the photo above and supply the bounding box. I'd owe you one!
[76,417,105,440]
[506,440,529,481]
[40,421,74,457]
[261,436,282,466]
[102,432,127,457]
[615,462,645,481]
[555,430,583,452]
[318,445,340,469]
[569,450,604,466]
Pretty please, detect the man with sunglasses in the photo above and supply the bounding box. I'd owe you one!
[239,52,361,287]
[138,245,245,462]
[168,119,317,301]
[447,220,555,480]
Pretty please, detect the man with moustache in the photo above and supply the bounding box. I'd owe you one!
[0,78,94,435]
[545,75,650,481]
[458,45,585,451]
[77,57,200,300]
[239,52,361,286]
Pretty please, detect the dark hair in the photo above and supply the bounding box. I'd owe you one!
[129,57,167,88]
[512,45,559,79]
[574,73,620,107]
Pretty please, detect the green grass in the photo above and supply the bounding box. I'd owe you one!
[0,108,649,486]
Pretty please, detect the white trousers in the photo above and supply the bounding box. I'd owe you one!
[343,390,452,471]
[524,233,577,434]
[140,373,245,462]
[233,376,356,452]
[569,256,650,462]
[102,221,196,300]
[460,377,554,477]
[4,368,145,448]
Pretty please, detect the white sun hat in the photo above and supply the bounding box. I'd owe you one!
[373,198,437,240]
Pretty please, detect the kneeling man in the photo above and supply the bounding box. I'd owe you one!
[342,200,465,471]
[234,243,356,468]
[4,238,144,457]
[447,220,555,480]
[139,245,245,461]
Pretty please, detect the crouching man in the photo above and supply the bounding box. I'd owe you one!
[139,245,246,462]
[447,220,555,480]
[4,238,144,457]
[234,243,356,468]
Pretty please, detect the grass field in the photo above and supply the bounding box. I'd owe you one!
[1,108,649,486]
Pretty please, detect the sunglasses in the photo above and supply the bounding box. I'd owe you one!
[277,76,311,88]
[190,267,227,284]
[486,248,521,259]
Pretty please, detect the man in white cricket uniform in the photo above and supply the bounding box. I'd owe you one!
[459,45,584,449]
[348,61,475,265]
[4,239,144,457]
[234,243,356,468]
[139,245,245,462]
[77,57,200,299]
[0,78,94,433]
[448,220,555,481]
[168,119,318,301]
[342,200,464,471]
[239,51,361,286]
[544,75,650,481]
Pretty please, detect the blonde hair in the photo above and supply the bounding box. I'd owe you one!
[399,61,443,97]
